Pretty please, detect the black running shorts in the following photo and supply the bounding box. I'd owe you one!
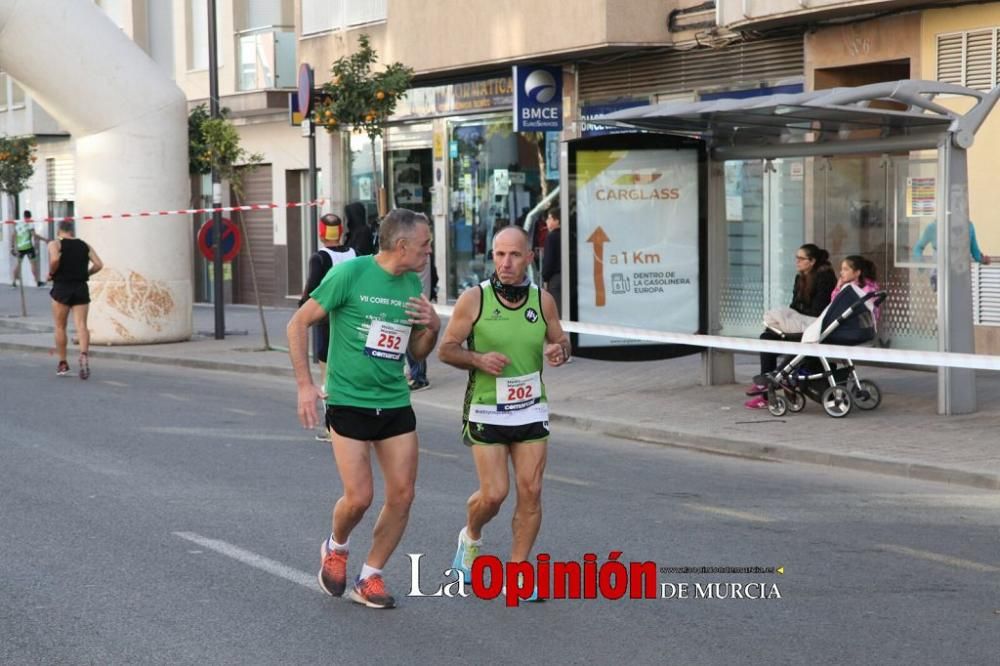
[463,420,550,446]
[50,282,90,306]
[17,248,36,260]
[326,405,416,442]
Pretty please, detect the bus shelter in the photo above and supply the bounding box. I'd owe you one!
[602,80,1000,415]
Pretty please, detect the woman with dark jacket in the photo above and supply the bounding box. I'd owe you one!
[345,201,375,256]
[745,243,836,409]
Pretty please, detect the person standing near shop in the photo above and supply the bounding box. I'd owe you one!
[299,213,357,440]
[288,208,440,610]
[10,210,47,287]
[913,220,991,289]
[47,221,103,379]
[541,207,562,318]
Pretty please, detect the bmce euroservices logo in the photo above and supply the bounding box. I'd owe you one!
[513,65,562,131]
[524,69,557,104]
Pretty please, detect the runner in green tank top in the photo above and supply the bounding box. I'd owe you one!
[10,210,47,288]
[439,225,570,603]
[287,209,440,609]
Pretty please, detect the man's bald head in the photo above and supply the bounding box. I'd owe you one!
[493,225,531,250]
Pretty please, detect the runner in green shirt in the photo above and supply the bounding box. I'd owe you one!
[438,226,570,603]
[287,208,440,609]
[9,210,47,287]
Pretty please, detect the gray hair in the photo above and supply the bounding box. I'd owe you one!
[379,208,430,252]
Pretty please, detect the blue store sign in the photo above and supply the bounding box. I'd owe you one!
[513,65,562,132]
[580,99,649,136]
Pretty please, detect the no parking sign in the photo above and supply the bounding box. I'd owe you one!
[197,218,241,262]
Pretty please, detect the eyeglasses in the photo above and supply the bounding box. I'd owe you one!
[795,255,810,261]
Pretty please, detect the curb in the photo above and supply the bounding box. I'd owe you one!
[0,340,296,379]
[3,339,997,492]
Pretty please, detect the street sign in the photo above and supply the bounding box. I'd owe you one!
[197,218,241,262]
[298,64,314,119]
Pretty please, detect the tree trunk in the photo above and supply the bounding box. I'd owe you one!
[231,190,271,351]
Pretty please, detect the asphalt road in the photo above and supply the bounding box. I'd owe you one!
[1,351,998,665]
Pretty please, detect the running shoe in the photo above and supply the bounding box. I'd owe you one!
[408,379,431,392]
[56,360,70,376]
[744,395,768,410]
[500,573,543,603]
[744,383,767,396]
[78,352,90,380]
[452,531,481,583]
[314,429,332,442]
[318,540,348,597]
[349,574,396,609]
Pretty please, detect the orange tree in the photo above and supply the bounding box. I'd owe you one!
[0,135,38,203]
[312,34,412,209]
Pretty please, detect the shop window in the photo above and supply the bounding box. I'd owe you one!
[445,115,559,300]
[937,29,998,91]
[348,133,384,223]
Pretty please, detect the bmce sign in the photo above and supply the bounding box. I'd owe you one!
[513,65,563,132]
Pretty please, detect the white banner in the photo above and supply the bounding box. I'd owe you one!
[574,148,700,347]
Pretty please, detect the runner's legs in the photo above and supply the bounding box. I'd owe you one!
[367,431,419,568]
[508,441,547,562]
[51,299,71,362]
[329,433,375,545]
[466,444,511,540]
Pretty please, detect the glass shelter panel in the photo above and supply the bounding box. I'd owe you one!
[721,154,939,350]
[718,159,805,337]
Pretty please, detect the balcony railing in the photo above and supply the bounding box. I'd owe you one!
[237,27,296,92]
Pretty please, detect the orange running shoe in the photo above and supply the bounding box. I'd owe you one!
[349,574,396,609]
[317,540,348,597]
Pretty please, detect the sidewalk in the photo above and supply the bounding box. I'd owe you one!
[3,285,999,490]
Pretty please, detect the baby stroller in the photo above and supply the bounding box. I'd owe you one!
[757,285,887,418]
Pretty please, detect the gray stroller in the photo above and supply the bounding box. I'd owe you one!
[756,286,887,418]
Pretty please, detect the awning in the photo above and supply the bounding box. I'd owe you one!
[599,80,995,146]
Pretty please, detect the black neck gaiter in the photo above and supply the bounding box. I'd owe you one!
[489,272,530,303]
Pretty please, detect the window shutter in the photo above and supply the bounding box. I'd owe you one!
[964,29,994,91]
[936,33,964,85]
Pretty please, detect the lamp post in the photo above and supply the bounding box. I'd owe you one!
[208,0,225,339]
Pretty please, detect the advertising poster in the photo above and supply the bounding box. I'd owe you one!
[575,148,700,347]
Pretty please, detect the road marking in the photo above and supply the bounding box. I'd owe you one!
[225,408,257,416]
[173,532,318,592]
[159,392,190,401]
[102,380,128,387]
[681,503,773,523]
[419,448,459,459]
[544,473,592,487]
[878,544,1000,573]
[142,426,303,442]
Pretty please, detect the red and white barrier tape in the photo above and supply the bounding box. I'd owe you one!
[1,199,326,225]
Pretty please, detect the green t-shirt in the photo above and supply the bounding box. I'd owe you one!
[310,255,423,409]
[14,222,33,251]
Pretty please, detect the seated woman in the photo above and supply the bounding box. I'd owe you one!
[745,243,836,409]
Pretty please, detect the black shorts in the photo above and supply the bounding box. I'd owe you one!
[326,405,416,442]
[50,282,90,306]
[463,420,550,446]
[17,248,36,260]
